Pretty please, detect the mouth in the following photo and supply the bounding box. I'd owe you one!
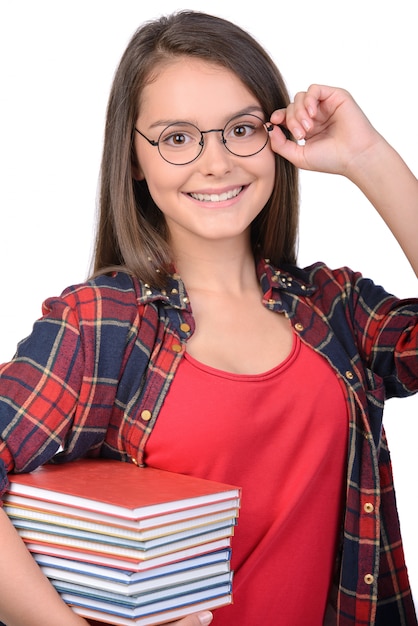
[188,186,243,203]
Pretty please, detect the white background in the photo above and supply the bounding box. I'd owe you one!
[1,0,417,607]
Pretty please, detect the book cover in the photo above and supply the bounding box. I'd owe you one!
[40,560,231,596]
[5,502,239,540]
[4,492,241,531]
[11,516,235,551]
[6,459,240,521]
[51,571,233,607]
[32,549,232,586]
[71,595,232,626]
[24,537,232,571]
[18,526,234,561]
[63,582,232,619]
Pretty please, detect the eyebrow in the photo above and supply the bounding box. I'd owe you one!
[148,105,266,130]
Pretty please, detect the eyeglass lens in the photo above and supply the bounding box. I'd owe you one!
[157,113,270,165]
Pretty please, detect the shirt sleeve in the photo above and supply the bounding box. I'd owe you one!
[349,272,418,397]
[0,293,85,496]
[0,274,145,501]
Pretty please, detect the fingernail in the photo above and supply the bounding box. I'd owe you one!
[198,611,213,625]
[292,127,304,141]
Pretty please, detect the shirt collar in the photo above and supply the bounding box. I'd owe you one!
[136,259,316,309]
[257,258,317,299]
[136,272,191,310]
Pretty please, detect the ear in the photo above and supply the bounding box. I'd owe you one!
[131,158,145,181]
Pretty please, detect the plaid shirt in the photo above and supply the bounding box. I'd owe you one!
[0,260,417,625]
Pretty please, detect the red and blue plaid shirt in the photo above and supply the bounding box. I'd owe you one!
[0,259,417,625]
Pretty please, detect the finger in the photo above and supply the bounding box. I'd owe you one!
[279,86,338,140]
[268,124,305,164]
[305,84,353,124]
[169,611,213,626]
[289,91,318,137]
[270,105,304,141]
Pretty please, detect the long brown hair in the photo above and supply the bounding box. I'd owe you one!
[93,11,299,287]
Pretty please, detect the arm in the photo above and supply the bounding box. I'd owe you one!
[269,84,418,276]
[0,508,89,626]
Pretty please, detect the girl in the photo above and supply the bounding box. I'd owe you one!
[0,10,417,626]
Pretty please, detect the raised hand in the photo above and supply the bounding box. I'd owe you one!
[269,84,385,178]
[269,84,418,276]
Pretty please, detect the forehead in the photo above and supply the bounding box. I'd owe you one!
[138,57,261,126]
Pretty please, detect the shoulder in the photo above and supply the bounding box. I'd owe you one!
[42,272,142,321]
[286,261,394,304]
[61,271,141,302]
[32,273,148,350]
[290,261,361,289]
[285,262,418,332]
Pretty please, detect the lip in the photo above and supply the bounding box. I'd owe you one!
[185,185,246,206]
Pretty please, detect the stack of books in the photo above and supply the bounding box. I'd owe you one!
[4,459,241,625]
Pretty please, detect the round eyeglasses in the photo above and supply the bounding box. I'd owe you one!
[135,113,274,166]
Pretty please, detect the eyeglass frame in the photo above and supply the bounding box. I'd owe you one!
[134,113,274,166]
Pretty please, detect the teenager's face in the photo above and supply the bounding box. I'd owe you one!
[134,58,276,251]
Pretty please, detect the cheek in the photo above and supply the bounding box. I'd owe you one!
[134,146,175,198]
[141,164,187,211]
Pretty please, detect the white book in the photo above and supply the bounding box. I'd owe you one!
[40,560,231,595]
[64,582,232,619]
[25,537,232,571]
[5,502,239,540]
[32,549,231,585]
[71,594,232,626]
[52,571,233,606]
[18,526,234,560]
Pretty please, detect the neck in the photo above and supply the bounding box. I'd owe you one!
[172,238,258,295]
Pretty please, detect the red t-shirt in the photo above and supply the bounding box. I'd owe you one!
[145,334,348,625]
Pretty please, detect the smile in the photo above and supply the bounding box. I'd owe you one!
[189,186,243,202]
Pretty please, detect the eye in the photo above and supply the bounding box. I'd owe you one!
[167,132,188,146]
[225,116,263,141]
[232,124,250,138]
[160,124,200,149]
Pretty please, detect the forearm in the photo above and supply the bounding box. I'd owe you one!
[346,136,418,276]
[0,508,89,626]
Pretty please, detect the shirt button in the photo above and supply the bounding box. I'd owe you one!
[364,502,374,514]
[180,323,191,333]
[141,409,152,421]
[364,574,374,585]
[346,370,354,380]
[172,343,182,353]
[295,323,304,332]
[131,457,139,466]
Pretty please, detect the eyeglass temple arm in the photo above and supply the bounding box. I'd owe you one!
[135,128,158,146]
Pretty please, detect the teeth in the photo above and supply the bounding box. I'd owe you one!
[190,187,242,202]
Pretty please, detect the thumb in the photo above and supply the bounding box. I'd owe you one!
[269,124,302,165]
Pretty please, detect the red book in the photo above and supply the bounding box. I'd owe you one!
[6,459,241,525]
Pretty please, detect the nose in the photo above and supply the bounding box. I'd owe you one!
[198,129,233,175]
